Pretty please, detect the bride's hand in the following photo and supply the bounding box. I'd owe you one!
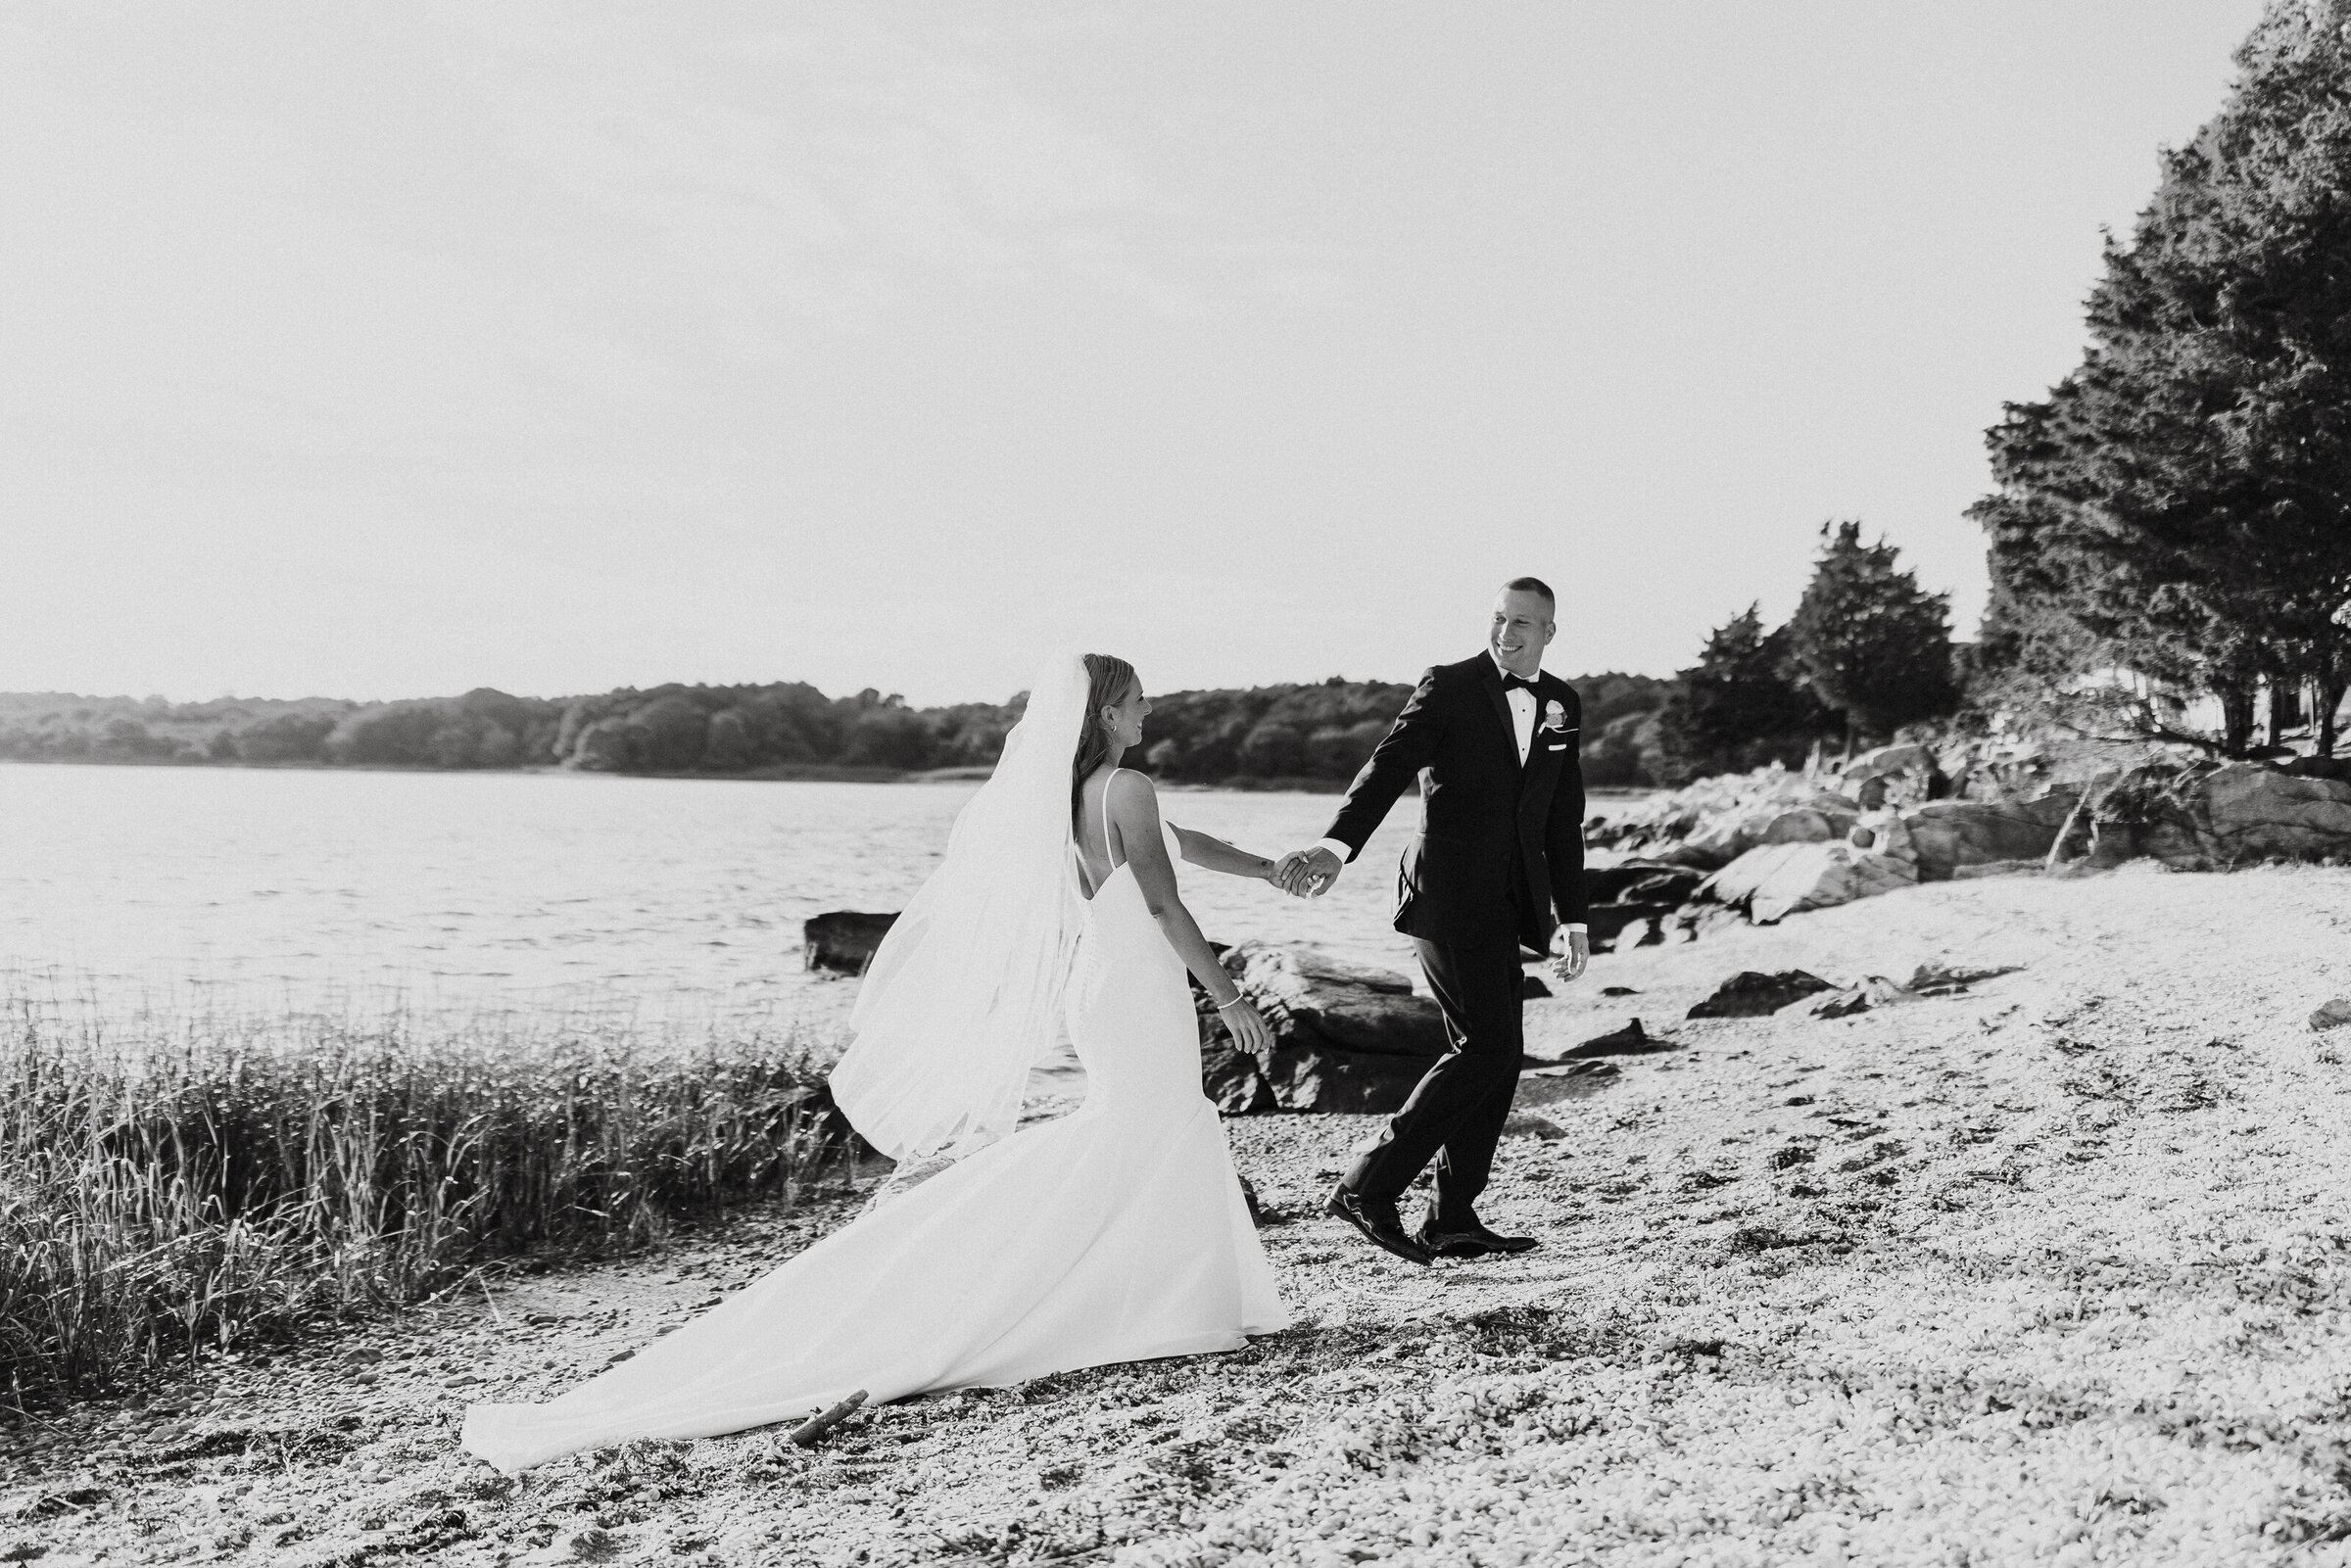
[1272,846,1339,899]
[1219,997,1274,1057]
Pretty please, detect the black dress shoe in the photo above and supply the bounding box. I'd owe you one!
[1324,1187,1434,1266]
[1414,1218,1539,1258]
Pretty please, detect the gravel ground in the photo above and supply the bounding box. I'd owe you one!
[7,861,2351,1567]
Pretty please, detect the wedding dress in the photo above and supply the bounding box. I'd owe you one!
[460,811,1288,1473]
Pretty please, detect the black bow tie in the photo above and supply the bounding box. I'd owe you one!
[1500,672,1539,693]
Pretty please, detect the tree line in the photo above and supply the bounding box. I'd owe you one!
[0,674,1679,787]
[0,525,1958,795]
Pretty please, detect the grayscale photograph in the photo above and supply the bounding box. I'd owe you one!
[4,3,2348,1564]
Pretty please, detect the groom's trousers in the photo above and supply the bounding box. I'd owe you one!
[1340,935,1523,1227]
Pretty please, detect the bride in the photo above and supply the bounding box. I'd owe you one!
[461,653,1293,1472]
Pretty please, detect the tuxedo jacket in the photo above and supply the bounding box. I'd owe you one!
[1321,653,1588,953]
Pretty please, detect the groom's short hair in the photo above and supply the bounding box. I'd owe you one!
[1503,576,1555,606]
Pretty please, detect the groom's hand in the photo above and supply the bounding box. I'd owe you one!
[1273,846,1340,898]
[1548,928,1590,984]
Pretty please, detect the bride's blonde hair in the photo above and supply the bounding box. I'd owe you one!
[1071,652,1139,826]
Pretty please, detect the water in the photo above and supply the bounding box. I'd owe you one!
[0,763,1435,1043]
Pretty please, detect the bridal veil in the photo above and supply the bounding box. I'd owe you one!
[827,651,1090,1163]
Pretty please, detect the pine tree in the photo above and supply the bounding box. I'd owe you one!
[1655,604,1832,781]
[1973,0,2351,755]
[1784,523,1957,751]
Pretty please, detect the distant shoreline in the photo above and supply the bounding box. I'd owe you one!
[0,755,1659,804]
[0,756,1306,793]
[0,672,1680,793]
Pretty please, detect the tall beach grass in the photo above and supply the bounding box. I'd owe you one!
[0,983,855,1408]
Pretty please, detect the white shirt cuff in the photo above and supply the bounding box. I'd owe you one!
[1311,837,1351,863]
[1565,923,1587,933]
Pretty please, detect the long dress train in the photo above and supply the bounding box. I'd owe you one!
[460,821,1287,1473]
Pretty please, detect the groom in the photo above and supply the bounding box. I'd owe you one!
[1276,578,1589,1265]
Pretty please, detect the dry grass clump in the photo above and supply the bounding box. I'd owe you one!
[0,987,849,1408]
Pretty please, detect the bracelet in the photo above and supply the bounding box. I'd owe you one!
[1214,995,1249,1012]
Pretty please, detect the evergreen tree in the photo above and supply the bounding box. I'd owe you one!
[1655,604,1831,781]
[1784,522,1957,750]
[1973,0,2351,755]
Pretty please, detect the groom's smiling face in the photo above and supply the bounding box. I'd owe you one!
[1489,588,1556,678]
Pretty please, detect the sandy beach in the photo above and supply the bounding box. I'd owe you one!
[8,859,2351,1566]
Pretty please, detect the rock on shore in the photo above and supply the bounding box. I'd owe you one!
[1699,840,1918,925]
[802,912,898,974]
[1193,942,1447,1115]
[2093,760,2351,870]
[1583,741,2351,943]
[1902,791,2081,880]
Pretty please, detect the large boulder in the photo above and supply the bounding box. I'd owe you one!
[1196,942,1450,1114]
[2091,762,2351,870]
[1900,791,2081,880]
[2198,763,2351,865]
[1197,1012,1437,1116]
[1225,942,1442,1056]
[804,911,899,974]
[1699,840,1918,924]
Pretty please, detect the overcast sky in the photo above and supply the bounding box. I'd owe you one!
[0,1,2270,705]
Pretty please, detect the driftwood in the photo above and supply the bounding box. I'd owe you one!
[2043,784,2099,873]
[789,1390,868,1447]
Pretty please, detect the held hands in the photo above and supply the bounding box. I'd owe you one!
[1271,845,1341,899]
[1549,927,1590,984]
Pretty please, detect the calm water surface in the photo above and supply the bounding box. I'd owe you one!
[0,764,1432,1040]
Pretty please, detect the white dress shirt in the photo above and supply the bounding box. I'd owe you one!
[1499,665,1538,765]
[1310,654,1587,935]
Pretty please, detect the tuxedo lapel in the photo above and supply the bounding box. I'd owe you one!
[1516,677,1575,800]
[1474,656,1522,774]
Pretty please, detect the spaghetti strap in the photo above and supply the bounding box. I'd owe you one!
[1101,768,1124,868]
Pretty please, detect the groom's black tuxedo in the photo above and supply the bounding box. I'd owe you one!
[1320,652,1589,1230]
[1324,653,1589,951]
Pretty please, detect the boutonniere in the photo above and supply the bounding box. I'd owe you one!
[1539,699,1569,734]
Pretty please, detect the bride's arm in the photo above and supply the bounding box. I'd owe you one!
[1170,825,1277,884]
[1107,773,1274,1055]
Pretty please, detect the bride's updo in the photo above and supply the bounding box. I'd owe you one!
[1071,652,1139,824]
